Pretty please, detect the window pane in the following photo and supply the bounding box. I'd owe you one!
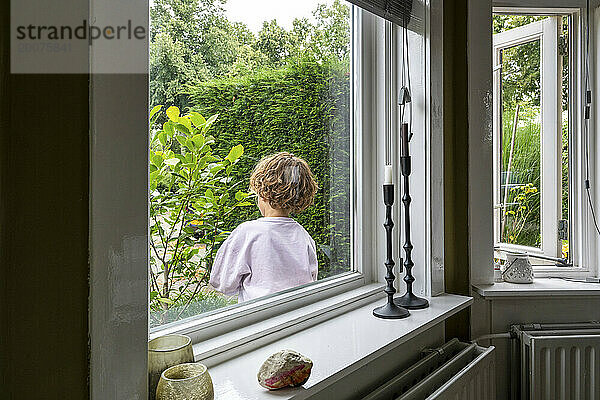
[493,13,572,262]
[500,40,542,247]
[149,0,352,328]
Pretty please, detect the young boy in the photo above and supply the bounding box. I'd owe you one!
[209,152,319,302]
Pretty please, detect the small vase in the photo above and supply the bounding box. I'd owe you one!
[156,363,214,400]
[148,334,194,400]
[502,252,534,284]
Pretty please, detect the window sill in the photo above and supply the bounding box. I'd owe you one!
[473,277,600,298]
[200,291,472,400]
[150,272,365,343]
[193,282,382,366]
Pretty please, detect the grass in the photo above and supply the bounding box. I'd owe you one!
[501,107,541,247]
[500,107,569,252]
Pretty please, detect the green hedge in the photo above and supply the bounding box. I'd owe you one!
[187,58,351,278]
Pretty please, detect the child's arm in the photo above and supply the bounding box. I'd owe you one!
[209,231,251,296]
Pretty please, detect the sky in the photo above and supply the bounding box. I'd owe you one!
[224,0,335,33]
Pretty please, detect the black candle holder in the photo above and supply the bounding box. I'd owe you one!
[373,184,410,319]
[395,127,429,310]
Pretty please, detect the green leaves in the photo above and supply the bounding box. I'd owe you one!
[158,132,167,146]
[150,152,164,167]
[179,117,192,130]
[225,144,244,163]
[166,106,180,122]
[210,164,225,174]
[234,191,246,201]
[190,134,205,149]
[163,121,175,136]
[147,106,254,322]
[157,297,174,305]
[150,105,163,121]
[202,114,219,134]
[190,112,206,129]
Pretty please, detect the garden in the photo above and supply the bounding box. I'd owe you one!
[149,0,352,327]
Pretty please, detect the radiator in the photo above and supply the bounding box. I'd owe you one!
[363,339,496,400]
[511,322,600,400]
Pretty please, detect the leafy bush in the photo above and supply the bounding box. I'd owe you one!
[186,56,351,278]
[149,105,252,326]
[503,183,539,244]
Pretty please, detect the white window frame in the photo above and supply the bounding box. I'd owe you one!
[491,5,600,277]
[149,6,368,341]
[89,1,445,397]
[147,5,444,341]
[492,16,562,259]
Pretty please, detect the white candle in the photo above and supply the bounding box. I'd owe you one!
[384,165,393,185]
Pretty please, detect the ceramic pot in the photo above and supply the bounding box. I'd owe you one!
[156,363,214,400]
[502,252,534,283]
[148,334,194,400]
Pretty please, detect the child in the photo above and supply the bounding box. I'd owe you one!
[209,152,319,302]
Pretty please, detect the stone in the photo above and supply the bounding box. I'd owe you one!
[257,350,313,390]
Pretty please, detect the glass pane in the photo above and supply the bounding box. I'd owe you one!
[149,0,352,329]
[499,40,542,247]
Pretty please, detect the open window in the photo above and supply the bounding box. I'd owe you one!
[493,13,572,267]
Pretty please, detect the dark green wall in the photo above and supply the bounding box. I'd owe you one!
[444,0,471,340]
[0,1,90,398]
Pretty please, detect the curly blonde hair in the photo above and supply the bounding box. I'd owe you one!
[249,152,318,213]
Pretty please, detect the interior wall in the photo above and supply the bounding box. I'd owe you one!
[443,0,471,340]
[0,0,467,397]
[0,1,90,398]
[475,293,600,400]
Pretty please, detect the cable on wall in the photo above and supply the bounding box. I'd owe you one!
[399,20,412,132]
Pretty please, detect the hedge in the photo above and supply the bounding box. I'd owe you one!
[187,58,351,278]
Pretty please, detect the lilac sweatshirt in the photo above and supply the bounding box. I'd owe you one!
[209,217,318,302]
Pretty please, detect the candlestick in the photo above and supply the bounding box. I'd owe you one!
[384,165,393,185]
[373,184,410,319]
[395,124,429,310]
[401,124,409,157]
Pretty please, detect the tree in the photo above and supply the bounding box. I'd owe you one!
[150,0,353,109]
[254,20,295,67]
[150,0,246,107]
[150,32,210,109]
[149,105,252,325]
[310,0,351,62]
[492,14,568,112]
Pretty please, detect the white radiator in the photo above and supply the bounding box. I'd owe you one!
[511,323,600,400]
[363,339,496,400]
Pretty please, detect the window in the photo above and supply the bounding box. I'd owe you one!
[149,0,356,329]
[492,10,577,269]
[88,0,441,394]
[144,0,442,342]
